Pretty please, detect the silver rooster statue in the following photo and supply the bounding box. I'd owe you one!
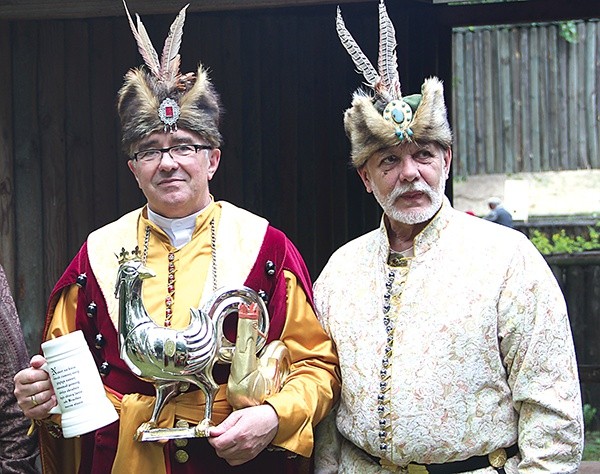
[115,253,272,441]
[115,256,219,441]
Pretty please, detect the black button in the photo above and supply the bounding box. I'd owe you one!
[258,290,269,304]
[94,334,106,349]
[76,273,87,288]
[87,302,97,318]
[265,260,276,276]
[99,362,110,376]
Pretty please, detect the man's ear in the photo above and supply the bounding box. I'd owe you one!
[443,148,453,180]
[207,148,221,181]
[127,160,141,188]
[357,166,374,194]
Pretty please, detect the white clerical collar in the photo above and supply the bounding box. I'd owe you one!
[147,207,205,248]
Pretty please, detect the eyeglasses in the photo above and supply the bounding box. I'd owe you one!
[133,144,213,163]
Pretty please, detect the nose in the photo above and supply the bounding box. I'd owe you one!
[157,150,179,171]
[396,156,419,182]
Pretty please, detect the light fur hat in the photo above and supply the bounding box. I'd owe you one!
[337,1,452,168]
[117,2,222,157]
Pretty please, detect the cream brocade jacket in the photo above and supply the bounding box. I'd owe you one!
[313,198,583,473]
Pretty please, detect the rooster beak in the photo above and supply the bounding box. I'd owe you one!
[140,268,157,279]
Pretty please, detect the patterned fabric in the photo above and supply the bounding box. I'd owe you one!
[314,197,583,473]
[0,265,40,473]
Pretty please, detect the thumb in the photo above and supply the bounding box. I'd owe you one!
[209,410,242,437]
[30,355,48,369]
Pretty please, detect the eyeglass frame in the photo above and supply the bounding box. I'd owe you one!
[132,144,213,162]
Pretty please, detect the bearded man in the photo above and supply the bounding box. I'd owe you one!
[313,2,583,473]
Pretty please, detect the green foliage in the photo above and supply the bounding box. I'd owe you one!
[530,224,600,255]
[583,405,600,461]
[584,431,600,461]
[559,21,578,44]
[584,404,598,432]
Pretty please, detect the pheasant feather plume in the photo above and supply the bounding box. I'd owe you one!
[123,0,188,84]
[123,0,160,78]
[336,6,379,89]
[159,4,188,82]
[377,1,401,100]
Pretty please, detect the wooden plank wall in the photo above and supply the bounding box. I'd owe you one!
[0,1,450,353]
[452,19,600,177]
[547,253,600,415]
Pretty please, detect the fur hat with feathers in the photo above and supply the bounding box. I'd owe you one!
[117,2,222,157]
[337,1,452,168]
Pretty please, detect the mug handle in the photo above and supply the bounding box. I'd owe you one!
[40,363,62,415]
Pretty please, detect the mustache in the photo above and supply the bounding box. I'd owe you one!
[385,181,434,204]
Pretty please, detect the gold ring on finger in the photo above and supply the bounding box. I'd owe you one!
[30,394,39,407]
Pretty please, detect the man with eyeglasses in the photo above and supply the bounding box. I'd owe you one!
[13,5,339,474]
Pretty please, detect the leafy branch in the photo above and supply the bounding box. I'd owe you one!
[530,224,600,255]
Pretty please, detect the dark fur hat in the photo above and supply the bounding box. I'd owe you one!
[118,3,223,157]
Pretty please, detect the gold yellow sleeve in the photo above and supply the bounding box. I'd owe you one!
[46,285,79,338]
[265,270,341,458]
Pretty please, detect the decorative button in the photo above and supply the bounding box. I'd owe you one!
[86,302,97,318]
[174,438,188,448]
[76,273,87,288]
[94,334,106,349]
[175,449,189,463]
[488,448,508,468]
[258,290,269,304]
[175,420,189,429]
[99,362,110,376]
[265,260,276,276]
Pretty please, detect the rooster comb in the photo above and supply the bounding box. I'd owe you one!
[118,1,223,157]
[336,0,452,167]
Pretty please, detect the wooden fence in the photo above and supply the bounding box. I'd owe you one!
[514,220,600,412]
[452,19,600,177]
[545,252,600,424]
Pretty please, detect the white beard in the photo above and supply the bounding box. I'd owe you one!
[372,172,446,225]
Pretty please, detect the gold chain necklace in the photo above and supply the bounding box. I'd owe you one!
[141,218,217,327]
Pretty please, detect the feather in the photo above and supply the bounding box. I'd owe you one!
[159,4,189,82]
[336,6,379,88]
[123,0,160,77]
[377,0,401,99]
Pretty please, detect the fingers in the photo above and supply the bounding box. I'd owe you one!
[14,363,56,420]
[207,405,279,466]
[30,394,40,407]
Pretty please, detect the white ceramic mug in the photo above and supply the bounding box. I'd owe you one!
[41,330,119,438]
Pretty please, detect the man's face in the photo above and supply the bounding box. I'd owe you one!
[358,142,452,225]
[128,129,220,218]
